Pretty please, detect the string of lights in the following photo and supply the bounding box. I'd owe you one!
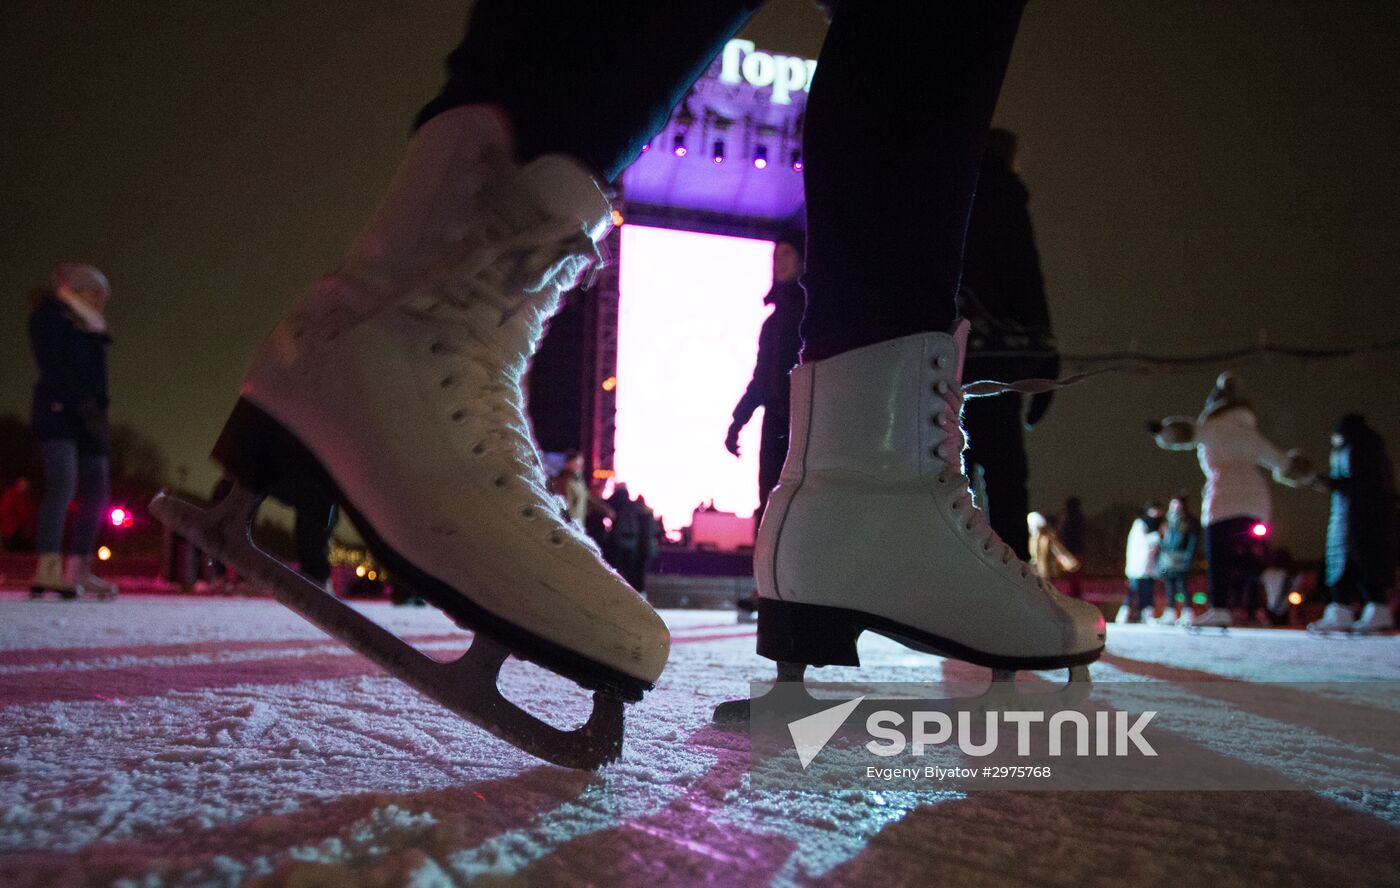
[961,336,1400,396]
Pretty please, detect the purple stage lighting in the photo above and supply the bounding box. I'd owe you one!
[672,133,687,157]
[753,144,768,169]
[712,139,725,164]
[790,149,803,172]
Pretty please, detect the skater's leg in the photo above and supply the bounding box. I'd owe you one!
[69,452,110,557]
[755,408,789,525]
[1204,521,1232,610]
[293,502,337,585]
[417,0,764,183]
[962,393,1031,560]
[801,0,1027,360]
[36,440,78,556]
[750,0,1102,680]
[154,1,780,768]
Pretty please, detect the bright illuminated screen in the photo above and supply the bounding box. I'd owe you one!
[614,225,775,533]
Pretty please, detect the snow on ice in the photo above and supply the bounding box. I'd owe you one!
[0,593,1397,887]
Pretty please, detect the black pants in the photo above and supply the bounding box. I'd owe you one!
[1329,560,1389,605]
[755,405,789,526]
[963,392,1029,560]
[1128,577,1157,612]
[1205,516,1263,610]
[418,0,1028,360]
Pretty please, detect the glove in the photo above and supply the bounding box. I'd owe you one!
[1023,351,1059,429]
[724,420,743,456]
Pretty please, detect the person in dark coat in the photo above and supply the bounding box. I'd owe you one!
[27,264,117,598]
[1309,413,1398,633]
[726,230,805,524]
[958,129,1059,561]
[604,483,641,586]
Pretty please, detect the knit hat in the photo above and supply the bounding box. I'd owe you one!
[1202,371,1250,418]
[52,263,110,298]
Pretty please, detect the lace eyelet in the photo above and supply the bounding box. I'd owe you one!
[547,531,566,546]
[470,442,487,455]
[450,410,466,422]
[430,342,448,355]
[440,376,456,389]
[937,475,948,485]
[493,476,508,488]
[520,507,537,519]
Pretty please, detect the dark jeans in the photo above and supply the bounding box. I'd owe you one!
[1329,561,1389,605]
[963,392,1029,560]
[1128,577,1157,612]
[1162,573,1190,605]
[418,0,1028,360]
[1205,516,1263,609]
[37,438,109,556]
[755,405,789,526]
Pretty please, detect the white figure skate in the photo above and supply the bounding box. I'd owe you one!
[1307,602,1357,636]
[29,553,81,600]
[715,323,1103,722]
[152,106,667,769]
[66,555,118,600]
[1351,602,1395,635]
[1183,606,1232,634]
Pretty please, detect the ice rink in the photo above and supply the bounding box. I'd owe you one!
[1,593,1397,887]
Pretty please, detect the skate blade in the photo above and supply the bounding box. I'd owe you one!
[713,662,1092,725]
[150,485,624,770]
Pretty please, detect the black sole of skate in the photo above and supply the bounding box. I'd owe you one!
[713,598,1100,724]
[210,398,648,702]
[755,596,1103,672]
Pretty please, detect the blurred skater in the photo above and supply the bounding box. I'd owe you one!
[1120,502,1162,624]
[1151,373,1310,629]
[1308,414,1397,634]
[27,265,117,600]
[1155,495,1198,624]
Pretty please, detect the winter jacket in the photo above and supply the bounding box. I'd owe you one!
[1324,425,1398,588]
[28,293,111,452]
[958,153,1058,386]
[732,280,804,429]
[1125,517,1162,580]
[1157,514,1198,577]
[1154,406,1300,527]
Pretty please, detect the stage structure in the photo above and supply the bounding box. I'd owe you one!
[529,39,813,535]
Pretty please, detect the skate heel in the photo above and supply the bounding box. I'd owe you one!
[211,398,331,511]
[757,597,864,667]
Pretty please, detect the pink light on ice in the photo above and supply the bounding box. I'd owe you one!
[615,225,776,534]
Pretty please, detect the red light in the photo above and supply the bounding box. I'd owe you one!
[110,508,127,527]
[1251,522,1269,538]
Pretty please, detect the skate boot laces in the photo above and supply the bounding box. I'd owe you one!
[930,382,1034,584]
[400,204,606,553]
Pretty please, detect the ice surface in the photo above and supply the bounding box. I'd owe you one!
[0,593,1396,887]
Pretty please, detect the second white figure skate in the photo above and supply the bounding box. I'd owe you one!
[715,322,1104,722]
[152,106,667,769]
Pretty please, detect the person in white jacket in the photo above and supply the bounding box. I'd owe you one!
[1120,502,1164,624]
[1151,372,1310,629]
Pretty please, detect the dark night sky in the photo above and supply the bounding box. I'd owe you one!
[3,1,1398,558]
